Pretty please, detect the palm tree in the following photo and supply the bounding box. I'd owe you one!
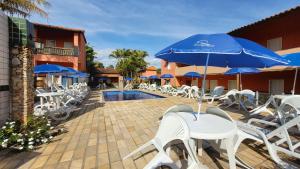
[0,0,50,17]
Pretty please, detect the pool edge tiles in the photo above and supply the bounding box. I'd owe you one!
[102,90,165,101]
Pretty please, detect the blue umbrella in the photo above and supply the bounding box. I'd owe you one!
[125,77,133,81]
[283,52,300,94]
[184,72,202,78]
[225,67,261,90]
[34,64,69,74]
[155,33,288,116]
[160,74,174,79]
[65,67,79,74]
[149,75,160,79]
[140,76,148,80]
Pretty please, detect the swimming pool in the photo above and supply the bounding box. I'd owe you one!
[102,90,165,101]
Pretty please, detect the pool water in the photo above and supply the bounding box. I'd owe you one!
[103,90,165,101]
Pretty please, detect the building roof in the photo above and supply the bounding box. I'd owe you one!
[33,22,87,42]
[229,5,300,34]
[146,66,157,71]
[97,68,119,74]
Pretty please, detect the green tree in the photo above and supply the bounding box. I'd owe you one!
[0,0,50,17]
[110,49,148,78]
[85,44,104,75]
[156,68,161,74]
[107,65,114,69]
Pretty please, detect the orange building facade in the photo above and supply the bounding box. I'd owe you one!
[161,6,300,94]
[141,66,158,77]
[33,23,87,71]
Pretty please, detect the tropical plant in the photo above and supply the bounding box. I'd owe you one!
[107,65,114,69]
[110,49,148,78]
[86,44,104,75]
[0,0,50,17]
[0,116,54,151]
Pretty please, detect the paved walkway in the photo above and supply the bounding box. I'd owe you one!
[0,90,298,169]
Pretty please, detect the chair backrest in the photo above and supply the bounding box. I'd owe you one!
[212,86,224,96]
[206,107,234,121]
[155,113,190,149]
[190,86,199,94]
[226,89,238,96]
[240,89,255,101]
[278,95,300,122]
[164,104,194,115]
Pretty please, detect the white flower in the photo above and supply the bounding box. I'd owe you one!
[17,139,23,142]
[36,139,40,142]
[30,131,34,134]
[47,124,51,126]
[12,133,16,136]
[18,146,23,150]
[2,126,6,129]
[28,141,34,145]
[28,145,34,149]
[18,133,23,137]
[10,122,15,125]
[5,122,9,124]
[49,136,53,139]
[50,127,54,130]
[1,142,7,148]
[3,139,8,142]
[28,138,34,142]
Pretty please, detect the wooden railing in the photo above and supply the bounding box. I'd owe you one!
[35,47,79,56]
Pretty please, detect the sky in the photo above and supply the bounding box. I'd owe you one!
[30,0,300,68]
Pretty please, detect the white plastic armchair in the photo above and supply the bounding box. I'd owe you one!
[237,89,256,111]
[189,86,200,99]
[171,86,191,97]
[123,113,205,169]
[202,86,224,104]
[218,89,239,108]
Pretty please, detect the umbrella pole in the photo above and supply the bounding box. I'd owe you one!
[292,67,298,95]
[198,53,210,119]
[240,73,243,90]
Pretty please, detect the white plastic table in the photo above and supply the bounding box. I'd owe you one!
[177,112,237,169]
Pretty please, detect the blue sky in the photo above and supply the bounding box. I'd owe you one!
[30,0,300,68]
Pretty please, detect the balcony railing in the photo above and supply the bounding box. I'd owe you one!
[34,47,79,56]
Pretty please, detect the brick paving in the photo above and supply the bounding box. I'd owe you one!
[0,90,299,169]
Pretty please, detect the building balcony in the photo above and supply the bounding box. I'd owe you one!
[34,47,79,56]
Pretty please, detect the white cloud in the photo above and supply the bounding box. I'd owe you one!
[94,48,116,67]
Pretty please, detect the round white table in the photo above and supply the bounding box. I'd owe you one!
[177,112,237,169]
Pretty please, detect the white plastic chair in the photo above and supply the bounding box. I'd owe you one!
[218,89,239,108]
[238,89,256,111]
[123,113,205,169]
[202,86,224,104]
[189,86,199,99]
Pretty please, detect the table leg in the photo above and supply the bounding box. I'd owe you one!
[188,139,197,165]
[197,139,203,156]
[225,137,236,169]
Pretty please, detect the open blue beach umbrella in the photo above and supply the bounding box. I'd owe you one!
[160,74,174,79]
[125,77,133,81]
[34,64,69,74]
[184,72,202,78]
[140,76,148,80]
[225,67,261,90]
[65,67,79,74]
[155,33,288,116]
[149,75,160,79]
[283,52,300,94]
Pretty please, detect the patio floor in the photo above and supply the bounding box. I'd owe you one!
[0,90,299,169]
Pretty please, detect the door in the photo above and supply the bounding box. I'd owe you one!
[269,79,284,95]
[210,80,217,91]
[228,80,237,90]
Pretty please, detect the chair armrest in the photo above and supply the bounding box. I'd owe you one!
[247,118,280,127]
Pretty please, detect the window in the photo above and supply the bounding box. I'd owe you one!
[210,80,217,91]
[45,40,56,47]
[64,42,73,48]
[191,79,198,86]
[228,80,237,90]
[267,37,282,51]
[269,79,284,95]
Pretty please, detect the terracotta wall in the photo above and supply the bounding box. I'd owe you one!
[34,26,86,71]
[161,60,178,86]
[229,8,300,50]
[141,70,156,77]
